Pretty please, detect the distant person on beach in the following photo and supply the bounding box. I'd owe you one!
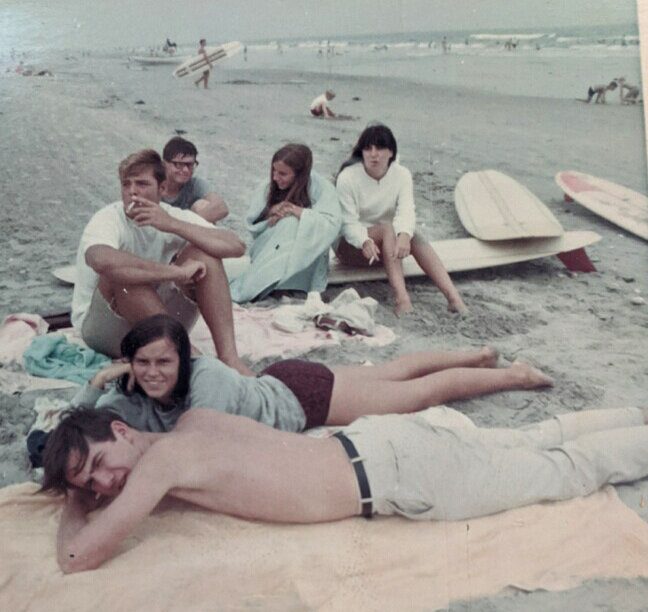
[64,313,549,437]
[441,36,448,53]
[618,77,641,105]
[310,90,336,118]
[44,401,648,574]
[335,124,467,316]
[70,149,251,375]
[17,65,53,76]
[229,143,341,302]
[585,81,617,104]
[164,38,177,55]
[194,39,212,89]
[161,137,228,223]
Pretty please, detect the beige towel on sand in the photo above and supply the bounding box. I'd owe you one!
[2,483,648,611]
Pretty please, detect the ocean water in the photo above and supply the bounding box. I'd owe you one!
[2,7,641,101]
[237,23,642,99]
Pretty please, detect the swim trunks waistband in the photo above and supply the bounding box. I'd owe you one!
[333,431,373,519]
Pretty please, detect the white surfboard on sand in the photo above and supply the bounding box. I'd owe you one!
[555,170,648,241]
[455,170,563,240]
[52,230,601,287]
[173,41,243,78]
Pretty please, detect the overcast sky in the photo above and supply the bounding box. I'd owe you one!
[2,0,640,50]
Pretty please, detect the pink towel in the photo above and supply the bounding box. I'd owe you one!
[0,313,49,365]
[190,305,395,361]
[1,484,648,610]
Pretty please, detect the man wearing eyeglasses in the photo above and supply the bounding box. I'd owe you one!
[161,137,228,223]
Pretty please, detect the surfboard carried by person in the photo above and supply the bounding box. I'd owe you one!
[195,39,213,89]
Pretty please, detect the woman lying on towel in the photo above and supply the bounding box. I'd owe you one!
[70,314,552,434]
[335,123,467,316]
[229,143,342,303]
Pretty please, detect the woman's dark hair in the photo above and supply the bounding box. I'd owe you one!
[118,314,192,402]
[267,143,313,209]
[337,123,398,177]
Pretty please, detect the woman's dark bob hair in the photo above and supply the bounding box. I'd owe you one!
[337,123,398,176]
[118,314,192,402]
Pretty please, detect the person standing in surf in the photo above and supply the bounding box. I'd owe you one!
[335,124,467,316]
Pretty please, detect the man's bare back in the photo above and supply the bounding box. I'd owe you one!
[53,410,357,573]
[167,411,358,522]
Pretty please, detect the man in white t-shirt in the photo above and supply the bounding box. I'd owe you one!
[310,90,336,118]
[71,149,252,376]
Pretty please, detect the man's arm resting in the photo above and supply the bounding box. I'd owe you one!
[86,245,191,285]
[191,192,229,223]
[163,217,246,259]
[57,447,174,573]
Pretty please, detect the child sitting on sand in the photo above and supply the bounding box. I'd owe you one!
[310,90,336,118]
[618,77,641,105]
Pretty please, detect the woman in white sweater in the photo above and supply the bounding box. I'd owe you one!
[336,124,467,315]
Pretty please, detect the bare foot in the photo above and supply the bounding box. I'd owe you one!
[511,359,553,389]
[448,298,469,315]
[476,346,499,368]
[394,297,413,316]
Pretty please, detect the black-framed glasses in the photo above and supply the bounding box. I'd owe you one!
[171,160,199,170]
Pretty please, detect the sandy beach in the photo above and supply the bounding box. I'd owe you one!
[1,30,648,609]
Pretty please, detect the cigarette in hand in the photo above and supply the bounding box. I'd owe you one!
[127,201,136,214]
[368,256,376,266]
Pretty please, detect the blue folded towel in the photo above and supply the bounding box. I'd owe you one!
[23,333,111,384]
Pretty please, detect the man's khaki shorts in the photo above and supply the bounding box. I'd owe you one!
[81,282,199,358]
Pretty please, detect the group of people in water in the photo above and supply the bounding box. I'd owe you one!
[38,122,648,575]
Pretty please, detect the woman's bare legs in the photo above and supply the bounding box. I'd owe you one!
[332,346,498,382]
[367,223,413,315]
[410,236,467,314]
[336,226,466,315]
[326,359,552,425]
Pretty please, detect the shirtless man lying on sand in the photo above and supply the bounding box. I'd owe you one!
[44,404,648,574]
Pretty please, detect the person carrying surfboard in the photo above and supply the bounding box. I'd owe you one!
[336,123,467,316]
[161,136,228,223]
[70,149,252,377]
[194,39,213,89]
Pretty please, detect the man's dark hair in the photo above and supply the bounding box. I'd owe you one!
[163,136,199,162]
[40,408,123,496]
